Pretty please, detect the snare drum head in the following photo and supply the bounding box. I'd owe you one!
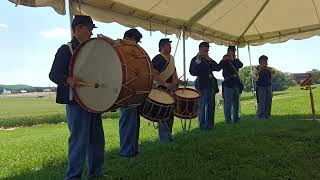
[148,89,174,105]
[71,38,123,112]
[175,88,200,99]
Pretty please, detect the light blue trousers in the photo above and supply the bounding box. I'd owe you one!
[256,86,272,119]
[158,113,174,143]
[223,86,240,124]
[198,89,216,129]
[119,107,140,156]
[65,104,105,180]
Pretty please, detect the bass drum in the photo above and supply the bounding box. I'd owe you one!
[70,38,153,113]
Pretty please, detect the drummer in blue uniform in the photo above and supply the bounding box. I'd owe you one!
[119,28,143,157]
[49,15,105,179]
[189,42,220,130]
[152,38,187,142]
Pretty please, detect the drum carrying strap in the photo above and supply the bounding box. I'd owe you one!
[158,53,176,82]
[67,43,74,101]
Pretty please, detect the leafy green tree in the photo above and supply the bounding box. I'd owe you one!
[308,69,320,84]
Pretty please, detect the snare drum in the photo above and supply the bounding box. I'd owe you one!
[139,88,175,122]
[70,38,153,113]
[174,88,200,119]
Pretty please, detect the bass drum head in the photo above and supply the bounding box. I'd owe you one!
[71,38,123,112]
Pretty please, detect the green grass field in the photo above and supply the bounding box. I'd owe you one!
[0,86,319,179]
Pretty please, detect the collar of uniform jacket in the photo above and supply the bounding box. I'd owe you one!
[71,37,81,50]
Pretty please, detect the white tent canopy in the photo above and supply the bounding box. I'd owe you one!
[10,0,320,47]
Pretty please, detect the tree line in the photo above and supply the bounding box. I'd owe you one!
[239,67,320,92]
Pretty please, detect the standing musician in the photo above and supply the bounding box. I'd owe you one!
[152,38,187,142]
[253,55,275,119]
[189,42,220,130]
[119,28,143,157]
[218,46,243,124]
[49,15,105,179]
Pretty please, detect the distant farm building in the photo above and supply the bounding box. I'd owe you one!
[1,89,12,95]
[43,89,52,92]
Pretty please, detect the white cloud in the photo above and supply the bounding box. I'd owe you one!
[0,24,8,31]
[40,27,70,38]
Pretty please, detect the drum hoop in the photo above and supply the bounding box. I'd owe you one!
[174,87,200,99]
[139,103,173,122]
[70,38,120,113]
[140,113,169,122]
[144,96,175,107]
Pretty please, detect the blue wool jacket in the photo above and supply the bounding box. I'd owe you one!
[49,37,79,104]
[189,55,219,90]
[218,58,243,88]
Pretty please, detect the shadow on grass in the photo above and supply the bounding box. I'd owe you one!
[240,113,320,121]
[5,113,320,180]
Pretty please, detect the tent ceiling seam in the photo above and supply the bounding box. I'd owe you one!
[183,0,222,30]
[237,0,271,42]
[253,23,261,36]
[312,0,320,24]
[208,0,244,27]
[82,2,179,29]
[244,26,320,44]
[147,0,162,12]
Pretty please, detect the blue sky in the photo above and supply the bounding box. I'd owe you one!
[1,1,319,87]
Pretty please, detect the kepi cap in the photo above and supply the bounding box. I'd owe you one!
[158,38,172,48]
[124,28,142,43]
[72,15,97,30]
[199,42,210,48]
[227,45,236,52]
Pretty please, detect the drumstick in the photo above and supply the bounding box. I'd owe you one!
[76,80,100,88]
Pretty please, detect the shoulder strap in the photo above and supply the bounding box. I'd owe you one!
[66,42,74,101]
[228,61,240,79]
[67,43,74,55]
[158,54,175,82]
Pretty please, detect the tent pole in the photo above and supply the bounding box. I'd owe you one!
[247,44,256,109]
[237,44,242,114]
[68,0,74,39]
[173,29,183,58]
[182,29,186,81]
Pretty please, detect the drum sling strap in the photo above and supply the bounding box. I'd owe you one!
[158,53,176,82]
[67,43,74,101]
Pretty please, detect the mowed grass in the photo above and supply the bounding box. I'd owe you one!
[0,85,319,179]
[0,97,65,128]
